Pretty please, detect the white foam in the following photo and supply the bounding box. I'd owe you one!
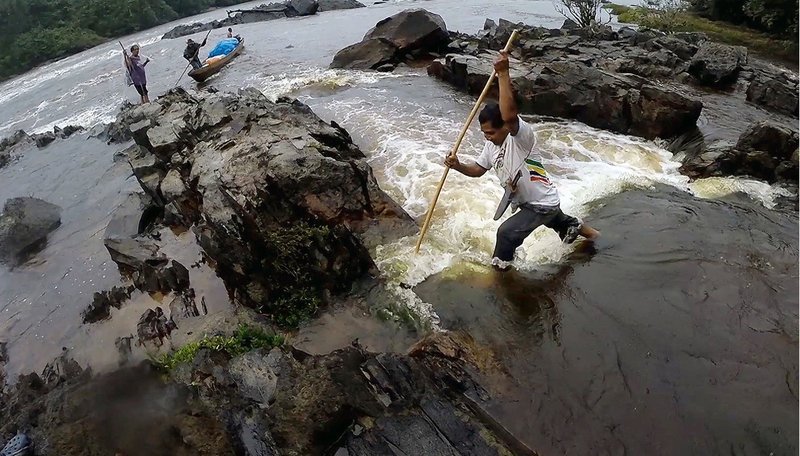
[31,103,120,134]
[254,67,406,101]
[315,91,701,327]
[689,176,793,209]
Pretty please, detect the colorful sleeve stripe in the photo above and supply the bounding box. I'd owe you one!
[525,159,547,175]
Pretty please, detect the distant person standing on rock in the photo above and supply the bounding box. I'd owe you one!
[123,44,150,104]
[184,37,207,70]
[444,51,600,271]
[227,27,233,38]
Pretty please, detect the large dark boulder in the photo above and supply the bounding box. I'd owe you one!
[688,42,747,86]
[0,197,62,263]
[364,9,449,51]
[330,38,398,70]
[331,9,449,70]
[286,0,319,16]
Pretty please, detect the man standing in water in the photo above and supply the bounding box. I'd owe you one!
[123,44,149,104]
[445,51,599,270]
[184,37,207,70]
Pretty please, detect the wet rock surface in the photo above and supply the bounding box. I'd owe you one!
[0,197,62,264]
[165,332,526,456]
[0,359,235,456]
[100,87,415,327]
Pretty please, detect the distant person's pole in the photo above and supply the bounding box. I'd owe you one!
[414,30,520,254]
[174,28,213,87]
[119,41,131,78]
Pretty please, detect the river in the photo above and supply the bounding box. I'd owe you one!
[0,0,796,454]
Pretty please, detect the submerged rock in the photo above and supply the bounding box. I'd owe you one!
[0,197,62,263]
[82,285,135,323]
[137,307,176,345]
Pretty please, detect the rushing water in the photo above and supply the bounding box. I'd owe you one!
[0,0,796,453]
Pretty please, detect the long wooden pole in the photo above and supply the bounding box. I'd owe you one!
[414,29,520,254]
[119,41,132,79]
[174,28,214,87]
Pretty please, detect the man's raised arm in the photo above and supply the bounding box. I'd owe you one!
[494,51,519,135]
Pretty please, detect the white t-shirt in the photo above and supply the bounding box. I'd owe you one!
[476,118,560,207]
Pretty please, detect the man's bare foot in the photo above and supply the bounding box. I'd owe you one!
[580,224,600,240]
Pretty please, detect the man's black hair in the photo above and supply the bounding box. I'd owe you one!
[479,103,504,128]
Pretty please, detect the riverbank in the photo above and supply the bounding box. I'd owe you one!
[606,3,799,65]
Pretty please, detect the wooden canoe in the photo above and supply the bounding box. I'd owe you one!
[188,38,245,83]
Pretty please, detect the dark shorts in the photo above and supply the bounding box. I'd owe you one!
[134,84,148,96]
[493,204,581,261]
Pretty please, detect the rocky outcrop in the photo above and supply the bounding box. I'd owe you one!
[688,42,747,86]
[137,307,177,345]
[166,331,528,456]
[318,0,364,11]
[0,197,61,264]
[0,126,84,168]
[429,54,702,140]
[681,120,799,183]
[331,9,450,71]
[745,63,799,117]
[162,0,357,40]
[103,87,415,327]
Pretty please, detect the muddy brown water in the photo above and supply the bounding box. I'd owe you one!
[0,0,797,453]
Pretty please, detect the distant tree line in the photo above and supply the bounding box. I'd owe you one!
[688,0,798,37]
[0,0,242,80]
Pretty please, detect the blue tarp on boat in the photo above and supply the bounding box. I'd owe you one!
[208,38,239,58]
